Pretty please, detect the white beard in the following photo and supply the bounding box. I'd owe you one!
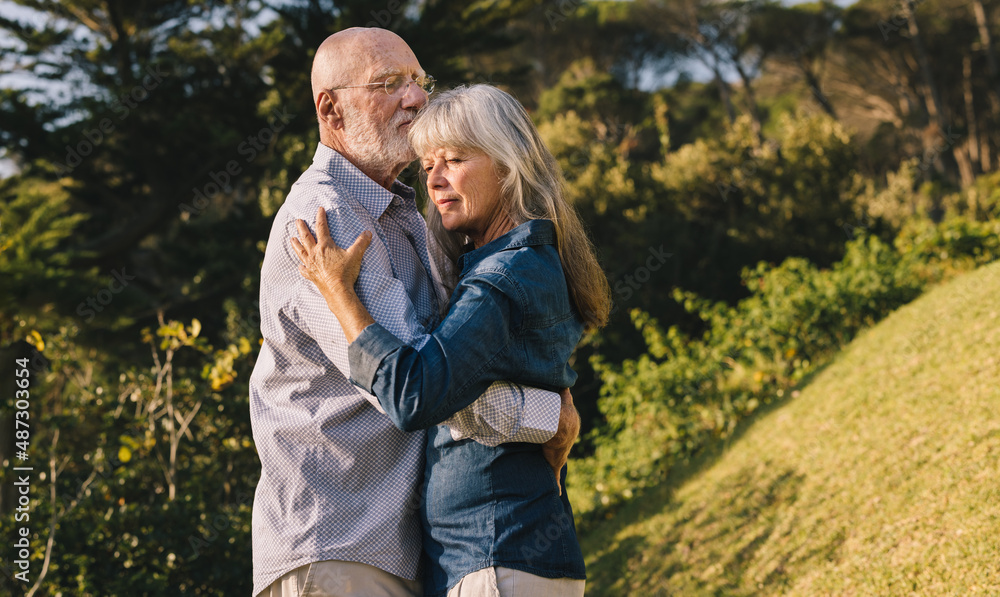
[341,104,415,178]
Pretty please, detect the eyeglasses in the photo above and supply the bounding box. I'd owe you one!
[330,74,435,96]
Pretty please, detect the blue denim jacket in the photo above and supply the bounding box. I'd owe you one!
[350,219,586,595]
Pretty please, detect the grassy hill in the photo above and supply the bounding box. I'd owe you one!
[580,261,1000,596]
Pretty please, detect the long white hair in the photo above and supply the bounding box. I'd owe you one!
[408,84,610,330]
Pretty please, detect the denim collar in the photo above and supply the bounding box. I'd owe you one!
[458,219,557,277]
[311,143,415,218]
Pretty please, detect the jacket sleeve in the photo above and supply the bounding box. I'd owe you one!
[348,270,529,432]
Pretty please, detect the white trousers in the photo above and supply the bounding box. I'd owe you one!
[257,559,422,597]
[447,566,586,597]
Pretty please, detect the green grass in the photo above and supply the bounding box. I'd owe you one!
[580,261,1000,596]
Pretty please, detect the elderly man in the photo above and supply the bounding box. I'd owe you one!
[249,28,579,597]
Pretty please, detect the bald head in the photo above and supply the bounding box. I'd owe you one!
[310,28,428,189]
[311,28,415,101]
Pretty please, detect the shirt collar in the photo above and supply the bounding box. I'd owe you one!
[311,143,415,218]
[458,219,557,277]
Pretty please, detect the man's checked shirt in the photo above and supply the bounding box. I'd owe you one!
[249,144,561,595]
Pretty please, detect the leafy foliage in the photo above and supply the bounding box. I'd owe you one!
[0,171,92,332]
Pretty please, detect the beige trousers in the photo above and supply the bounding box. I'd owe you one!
[447,566,586,597]
[257,559,422,597]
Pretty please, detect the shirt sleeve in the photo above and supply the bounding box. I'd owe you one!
[441,382,560,446]
[349,270,543,433]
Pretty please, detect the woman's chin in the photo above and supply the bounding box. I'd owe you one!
[439,219,465,235]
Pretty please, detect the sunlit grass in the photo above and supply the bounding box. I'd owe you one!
[581,261,1000,596]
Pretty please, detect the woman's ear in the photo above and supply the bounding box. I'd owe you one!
[492,160,511,188]
[492,160,510,178]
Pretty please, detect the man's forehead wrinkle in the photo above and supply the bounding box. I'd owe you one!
[368,64,424,82]
[366,37,421,72]
[370,49,416,67]
[339,50,373,84]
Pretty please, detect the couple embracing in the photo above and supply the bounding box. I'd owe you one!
[249,27,610,597]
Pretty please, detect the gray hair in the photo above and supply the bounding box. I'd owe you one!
[408,84,611,330]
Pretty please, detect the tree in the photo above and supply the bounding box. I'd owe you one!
[633,0,774,141]
[746,1,842,119]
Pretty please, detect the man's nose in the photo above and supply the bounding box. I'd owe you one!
[400,80,428,110]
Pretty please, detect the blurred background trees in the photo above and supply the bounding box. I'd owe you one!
[1,0,999,593]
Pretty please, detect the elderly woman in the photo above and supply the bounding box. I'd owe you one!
[291,84,610,597]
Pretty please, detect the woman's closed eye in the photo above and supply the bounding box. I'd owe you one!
[424,158,464,172]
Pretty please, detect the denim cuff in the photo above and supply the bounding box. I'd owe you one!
[348,323,405,393]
